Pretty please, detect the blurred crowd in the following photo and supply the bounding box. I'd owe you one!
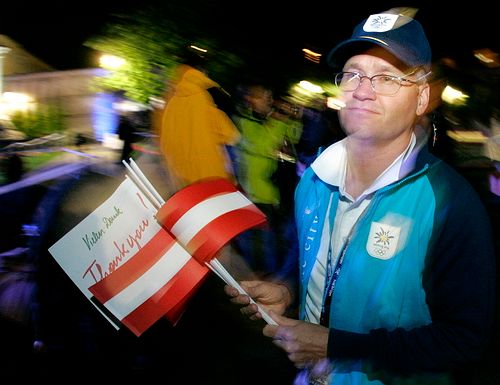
[0,42,499,384]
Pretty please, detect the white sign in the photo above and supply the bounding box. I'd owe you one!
[48,177,161,328]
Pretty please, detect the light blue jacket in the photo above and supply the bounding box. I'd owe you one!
[294,133,495,384]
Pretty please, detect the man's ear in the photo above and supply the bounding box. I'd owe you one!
[416,84,430,116]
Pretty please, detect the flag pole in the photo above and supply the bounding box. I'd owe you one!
[122,160,277,326]
[207,259,278,326]
[122,160,162,209]
[128,158,165,205]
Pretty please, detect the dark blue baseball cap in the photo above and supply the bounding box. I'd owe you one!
[327,13,432,70]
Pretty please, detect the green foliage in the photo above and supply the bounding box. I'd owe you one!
[21,151,62,171]
[84,7,244,104]
[85,11,179,104]
[10,104,66,139]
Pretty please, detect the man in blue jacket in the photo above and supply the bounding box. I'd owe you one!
[225,9,496,385]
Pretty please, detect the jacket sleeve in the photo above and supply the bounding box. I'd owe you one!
[327,172,497,375]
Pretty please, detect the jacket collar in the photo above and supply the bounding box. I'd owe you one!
[311,126,429,195]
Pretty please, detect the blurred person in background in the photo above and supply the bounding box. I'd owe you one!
[1,152,24,184]
[159,48,240,188]
[158,60,298,383]
[225,9,496,385]
[232,83,302,275]
[117,111,136,162]
[295,95,345,176]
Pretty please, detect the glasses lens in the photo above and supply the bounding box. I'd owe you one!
[371,75,400,95]
[336,73,359,91]
[335,73,404,95]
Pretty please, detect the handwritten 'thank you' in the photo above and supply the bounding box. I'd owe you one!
[48,178,174,329]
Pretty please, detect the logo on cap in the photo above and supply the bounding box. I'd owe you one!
[363,14,399,32]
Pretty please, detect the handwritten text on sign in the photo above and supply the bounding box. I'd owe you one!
[49,178,162,300]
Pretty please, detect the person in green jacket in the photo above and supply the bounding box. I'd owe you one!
[233,83,302,275]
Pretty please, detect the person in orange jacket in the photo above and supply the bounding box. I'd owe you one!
[159,52,240,188]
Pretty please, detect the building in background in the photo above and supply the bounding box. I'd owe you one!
[1,34,122,144]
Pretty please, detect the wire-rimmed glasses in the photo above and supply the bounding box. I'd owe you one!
[334,71,431,96]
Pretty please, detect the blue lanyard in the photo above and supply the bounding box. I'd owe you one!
[319,242,348,326]
[319,199,370,326]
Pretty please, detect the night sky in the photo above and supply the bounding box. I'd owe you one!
[2,1,498,72]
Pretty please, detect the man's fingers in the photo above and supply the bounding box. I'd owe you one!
[224,284,240,297]
[239,302,259,316]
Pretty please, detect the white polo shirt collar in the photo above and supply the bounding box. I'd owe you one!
[311,133,417,201]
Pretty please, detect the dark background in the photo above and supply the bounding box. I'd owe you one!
[1,1,498,71]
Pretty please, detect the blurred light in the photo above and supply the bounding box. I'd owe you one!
[3,92,34,104]
[189,45,208,53]
[473,48,500,68]
[99,54,126,70]
[302,48,321,63]
[1,92,35,114]
[298,80,324,94]
[102,132,124,150]
[441,85,469,106]
[113,100,148,112]
[326,97,345,110]
[149,96,165,109]
[447,130,488,143]
[0,46,11,97]
[475,53,494,63]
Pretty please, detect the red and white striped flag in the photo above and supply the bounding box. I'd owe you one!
[156,178,268,264]
[88,178,266,336]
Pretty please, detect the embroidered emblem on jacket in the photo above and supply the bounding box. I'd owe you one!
[366,221,400,259]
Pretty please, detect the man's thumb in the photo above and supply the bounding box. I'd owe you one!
[268,311,296,326]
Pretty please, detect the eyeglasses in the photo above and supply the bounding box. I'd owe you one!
[334,71,431,96]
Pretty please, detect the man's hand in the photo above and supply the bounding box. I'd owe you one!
[263,313,329,369]
[224,280,292,321]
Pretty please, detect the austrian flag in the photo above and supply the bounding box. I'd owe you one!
[156,178,268,264]
[88,178,267,336]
